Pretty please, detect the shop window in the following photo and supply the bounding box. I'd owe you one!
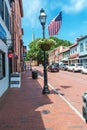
[75,47,77,52]
[0,51,5,79]
[0,0,4,20]
[85,41,87,50]
[5,2,10,31]
[80,43,84,52]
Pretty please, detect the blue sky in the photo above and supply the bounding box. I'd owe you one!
[22,0,87,49]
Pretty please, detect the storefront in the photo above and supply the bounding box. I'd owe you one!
[0,23,9,97]
[79,55,87,65]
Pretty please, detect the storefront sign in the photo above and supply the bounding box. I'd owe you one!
[70,53,79,58]
[8,53,13,58]
[10,73,21,88]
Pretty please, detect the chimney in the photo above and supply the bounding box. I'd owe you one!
[75,38,79,42]
[80,35,83,38]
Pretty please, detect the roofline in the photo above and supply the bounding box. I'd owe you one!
[76,35,87,42]
[69,43,78,48]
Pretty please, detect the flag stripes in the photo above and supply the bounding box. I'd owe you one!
[48,11,62,36]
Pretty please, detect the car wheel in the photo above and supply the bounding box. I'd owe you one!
[86,119,87,123]
[81,70,83,74]
[83,110,85,117]
[82,107,86,117]
[73,69,75,73]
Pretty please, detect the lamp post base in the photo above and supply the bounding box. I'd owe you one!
[42,85,50,94]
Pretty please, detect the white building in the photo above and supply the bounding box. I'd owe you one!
[0,0,12,97]
[78,35,87,65]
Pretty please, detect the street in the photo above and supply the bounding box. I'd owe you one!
[37,66,87,117]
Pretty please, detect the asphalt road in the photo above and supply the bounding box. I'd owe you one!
[36,66,87,117]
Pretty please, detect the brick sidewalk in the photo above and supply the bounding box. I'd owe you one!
[0,70,87,130]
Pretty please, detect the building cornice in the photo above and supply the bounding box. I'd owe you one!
[76,35,87,42]
[69,43,78,48]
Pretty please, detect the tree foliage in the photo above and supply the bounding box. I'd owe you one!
[49,36,71,49]
[26,37,72,64]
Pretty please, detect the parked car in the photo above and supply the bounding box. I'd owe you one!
[67,63,83,72]
[82,92,87,123]
[59,63,68,70]
[81,64,87,74]
[47,64,59,72]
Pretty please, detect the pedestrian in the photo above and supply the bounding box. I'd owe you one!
[24,64,26,71]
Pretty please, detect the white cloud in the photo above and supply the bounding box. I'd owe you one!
[22,0,87,29]
[69,32,76,36]
[43,0,87,14]
[62,0,87,13]
[22,0,43,27]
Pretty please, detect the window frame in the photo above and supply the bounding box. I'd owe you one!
[0,0,4,20]
[80,43,84,52]
[0,50,6,79]
[85,41,87,51]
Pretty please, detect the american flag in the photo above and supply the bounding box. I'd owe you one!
[48,11,62,36]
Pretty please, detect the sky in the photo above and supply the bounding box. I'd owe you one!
[22,0,87,49]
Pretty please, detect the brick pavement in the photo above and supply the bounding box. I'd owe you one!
[0,70,87,130]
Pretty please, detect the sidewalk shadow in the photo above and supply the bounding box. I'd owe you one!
[37,70,65,96]
[60,85,72,89]
[50,89,64,96]
[0,70,53,130]
[38,70,43,77]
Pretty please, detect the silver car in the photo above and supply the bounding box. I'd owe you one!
[59,63,68,70]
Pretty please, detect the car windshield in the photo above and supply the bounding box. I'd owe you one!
[76,63,83,66]
[70,64,75,66]
[64,64,68,65]
[84,64,87,67]
[53,63,59,67]
[84,66,87,68]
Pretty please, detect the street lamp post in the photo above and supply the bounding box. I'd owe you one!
[39,8,50,94]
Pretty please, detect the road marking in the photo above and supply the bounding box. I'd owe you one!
[39,75,85,122]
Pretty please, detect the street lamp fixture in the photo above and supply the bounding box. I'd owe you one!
[39,8,50,94]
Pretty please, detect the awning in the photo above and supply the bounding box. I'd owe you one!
[79,56,87,60]
[61,57,68,61]
[69,57,79,60]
